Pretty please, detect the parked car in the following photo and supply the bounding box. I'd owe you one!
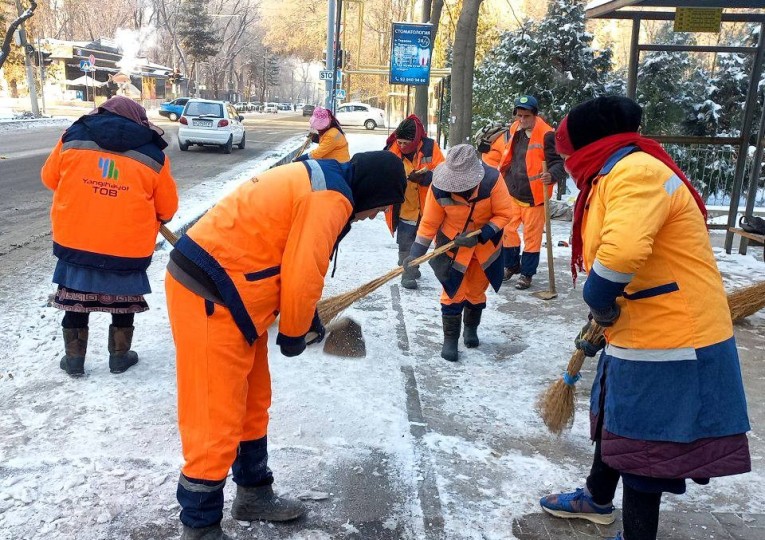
[278,103,292,111]
[158,97,189,122]
[234,102,251,112]
[249,101,262,112]
[335,102,386,130]
[263,102,278,113]
[302,104,316,117]
[178,99,246,154]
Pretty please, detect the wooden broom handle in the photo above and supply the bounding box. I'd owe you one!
[159,223,178,246]
[408,229,482,267]
[542,162,557,294]
[292,134,313,162]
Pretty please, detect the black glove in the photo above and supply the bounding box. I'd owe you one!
[477,140,491,153]
[305,310,326,345]
[403,242,428,270]
[453,232,479,248]
[279,339,306,357]
[590,304,621,328]
[574,321,606,357]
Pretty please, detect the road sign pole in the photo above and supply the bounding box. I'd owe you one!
[325,0,336,110]
[330,0,343,113]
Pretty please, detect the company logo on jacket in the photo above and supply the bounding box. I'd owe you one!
[99,157,119,180]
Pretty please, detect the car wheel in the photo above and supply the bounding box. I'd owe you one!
[222,136,233,154]
[237,131,246,149]
[179,140,189,151]
[169,112,178,122]
[364,119,377,130]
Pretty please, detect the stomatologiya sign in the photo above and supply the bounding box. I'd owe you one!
[390,22,433,86]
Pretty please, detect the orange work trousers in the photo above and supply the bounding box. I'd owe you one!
[440,258,490,308]
[502,199,544,253]
[165,273,271,482]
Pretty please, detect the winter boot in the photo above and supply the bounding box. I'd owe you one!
[463,306,482,348]
[230,484,306,522]
[515,275,533,290]
[441,313,462,362]
[401,267,419,289]
[108,325,139,374]
[503,264,521,282]
[180,524,233,540]
[60,327,88,376]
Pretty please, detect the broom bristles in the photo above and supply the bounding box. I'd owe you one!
[539,280,765,436]
[317,230,481,325]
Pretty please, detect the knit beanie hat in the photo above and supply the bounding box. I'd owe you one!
[432,144,485,192]
[555,96,642,154]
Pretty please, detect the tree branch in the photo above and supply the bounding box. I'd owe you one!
[0,0,38,70]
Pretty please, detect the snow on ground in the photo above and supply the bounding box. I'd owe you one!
[0,133,763,540]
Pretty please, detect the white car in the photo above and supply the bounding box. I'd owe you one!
[178,99,245,154]
[335,102,386,130]
[263,102,278,113]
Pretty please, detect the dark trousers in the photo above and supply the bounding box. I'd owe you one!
[396,221,418,253]
[586,440,663,540]
[62,311,135,328]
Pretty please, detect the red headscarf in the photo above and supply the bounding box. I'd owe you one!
[386,114,425,154]
[556,118,707,285]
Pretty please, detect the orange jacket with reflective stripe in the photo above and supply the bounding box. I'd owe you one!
[498,118,554,206]
[481,130,511,169]
[41,114,178,271]
[174,160,353,344]
[309,127,350,162]
[385,137,445,230]
[415,165,514,296]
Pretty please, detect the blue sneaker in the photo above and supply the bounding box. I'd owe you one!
[608,534,624,540]
[540,487,616,525]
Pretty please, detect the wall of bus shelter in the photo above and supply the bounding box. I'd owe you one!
[588,7,765,256]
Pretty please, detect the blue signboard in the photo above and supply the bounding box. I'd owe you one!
[390,22,432,86]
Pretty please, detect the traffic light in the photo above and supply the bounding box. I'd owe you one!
[33,50,52,67]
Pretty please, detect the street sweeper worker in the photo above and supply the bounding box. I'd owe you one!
[295,106,350,162]
[403,144,513,362]
[539,96,751,540]
[164,151,406,540]
[41,95,178,377]
[496,95,565,289]
[384,114,445,290]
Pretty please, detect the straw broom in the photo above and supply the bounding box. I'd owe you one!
[538,280,765,435]
[316,230,481,325]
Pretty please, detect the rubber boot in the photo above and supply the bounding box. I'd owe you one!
[230,484,306,522]
[441,313,462,362]
[401,267,419,289]
[108,325,139,374]
[180,524,233,540]
[463,306,482,348]
[60,327,88,376]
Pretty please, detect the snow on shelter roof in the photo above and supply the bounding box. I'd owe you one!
[586,0,765,18]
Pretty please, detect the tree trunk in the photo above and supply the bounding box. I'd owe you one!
[0,0,37,70]
[448,0,483,147]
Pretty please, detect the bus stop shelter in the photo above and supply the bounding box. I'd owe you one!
[586,1,765,257]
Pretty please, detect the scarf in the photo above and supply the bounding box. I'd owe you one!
[386,115,425,154]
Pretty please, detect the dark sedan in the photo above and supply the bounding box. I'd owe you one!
[302,105,315,117]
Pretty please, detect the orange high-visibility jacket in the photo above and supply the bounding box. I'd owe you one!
[498,118,554,206]
[414,164,514,297]
[385,137,445,231]
[481,130,511,169]
[174,160,353,345]
[41,114,178,271]
[309,127,350,162]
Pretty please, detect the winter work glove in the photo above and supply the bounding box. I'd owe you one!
[476,139,491,154]
[305,310,326,345]
[574,320,606,357]
[590,303,621,328]
[407,168,430,185]
[453,232,479,248]
[403,242,428,270]
[278,339,306,358]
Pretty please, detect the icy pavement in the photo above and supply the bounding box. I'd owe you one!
[0,133,763,540]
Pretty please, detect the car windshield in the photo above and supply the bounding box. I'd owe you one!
[185,102,223,118]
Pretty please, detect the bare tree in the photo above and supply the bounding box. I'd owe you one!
[0,0,36,70]
[449,0,483,146]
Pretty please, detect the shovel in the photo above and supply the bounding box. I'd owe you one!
[532,162,558,301]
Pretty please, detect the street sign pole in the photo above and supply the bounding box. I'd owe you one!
[330,0,343,113]
[325,0,336,110]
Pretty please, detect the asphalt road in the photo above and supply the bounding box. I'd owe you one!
[0,112,309,261]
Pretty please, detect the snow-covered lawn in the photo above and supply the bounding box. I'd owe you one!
[1,133,763,540]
